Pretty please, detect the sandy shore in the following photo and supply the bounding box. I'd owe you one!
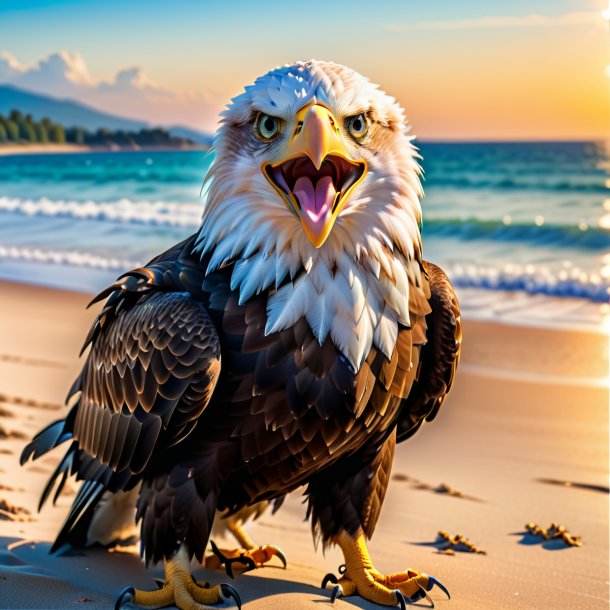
[0,280,607,609]
[0,144,93,156]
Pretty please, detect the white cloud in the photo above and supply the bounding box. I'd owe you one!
[0,50,223,132]
[383,11,600,32]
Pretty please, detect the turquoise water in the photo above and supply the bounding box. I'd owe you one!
[0,142,608,305]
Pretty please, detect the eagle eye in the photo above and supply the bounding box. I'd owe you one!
[254,113,282,141]
[345,113,369,141]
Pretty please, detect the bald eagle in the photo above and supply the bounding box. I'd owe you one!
[22,61,461,609]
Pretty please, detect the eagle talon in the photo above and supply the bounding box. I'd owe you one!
[321,573,338,589]
[275,546,288,569]
[330,584,343,603]
[394,590,408,609]
[210,540,256,578]
[220,583,242,610]
[114,586,135,610]
[427,576,450,600]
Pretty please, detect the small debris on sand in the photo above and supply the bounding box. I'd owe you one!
[0,484,25,492]
[435,531,487,554]
[536,478,609,495]
[391,473,484,502]
[524,522,582,547]
[0,498,33,522]
[0,392,61,411]
[0,425,26,440]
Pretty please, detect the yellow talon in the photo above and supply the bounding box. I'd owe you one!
[320,529,449,607]
[115,546,242,610]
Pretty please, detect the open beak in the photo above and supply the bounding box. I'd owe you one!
[263,104,367,248]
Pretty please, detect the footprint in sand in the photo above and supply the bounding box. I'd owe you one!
[392,472,485,502]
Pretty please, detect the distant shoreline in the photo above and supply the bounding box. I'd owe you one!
[0,143,209,157]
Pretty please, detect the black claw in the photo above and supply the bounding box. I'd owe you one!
[427,576,451,600]
[330,584,343,603]
[416,584,435,608]
[210,540,256,579]
[394,590,409,609]
[220,583,242,610]
[153,578,165,589]
[321,573,338,589]
[114,586,135,610]
[190,575,210,589]
[275,547,288,569]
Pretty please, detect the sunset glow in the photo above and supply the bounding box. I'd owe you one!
[0,0,608,140]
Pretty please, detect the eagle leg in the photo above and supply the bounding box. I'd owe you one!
[321,530,449,607]
[115,545,241,610]
[205,513,287,577]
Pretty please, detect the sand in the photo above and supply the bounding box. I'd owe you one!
[0,144,93,156]
[0,279,607,610]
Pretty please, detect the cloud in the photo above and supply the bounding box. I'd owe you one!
[0,50,223,131]
[383,11,600,32]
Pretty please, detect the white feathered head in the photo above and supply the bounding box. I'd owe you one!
[196,60,425,369]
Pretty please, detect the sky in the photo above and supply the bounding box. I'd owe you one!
[0,0,609,140]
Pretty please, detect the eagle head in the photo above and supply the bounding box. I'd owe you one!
[196,60,425,368]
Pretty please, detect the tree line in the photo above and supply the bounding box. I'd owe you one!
[0,110,193,147]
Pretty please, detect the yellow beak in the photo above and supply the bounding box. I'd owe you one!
[263,104,367,248]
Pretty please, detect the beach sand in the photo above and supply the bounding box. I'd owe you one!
[0,280,607,609]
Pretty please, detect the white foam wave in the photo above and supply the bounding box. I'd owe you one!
[447,261,610,302]
[0,245,140,271]
[0,196,202,228]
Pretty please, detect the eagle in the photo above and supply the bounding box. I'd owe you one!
[21,60,461,610]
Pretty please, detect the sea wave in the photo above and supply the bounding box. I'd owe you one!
[423,217,609,250]
[2,197,608,252]
[0,244,139,271]
[425,175,608,193]
[0,244,608,304]
[446,262,609,303]
[0,196,202,227]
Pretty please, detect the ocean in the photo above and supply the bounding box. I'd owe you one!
[0,141,608,330]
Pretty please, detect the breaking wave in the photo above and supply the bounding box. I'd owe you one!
[0,244,140,272]
[2,197,608,252]
[0,196,202,228]
[0,244,608,304]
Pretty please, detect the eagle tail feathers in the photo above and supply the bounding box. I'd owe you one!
[50,478,106,553]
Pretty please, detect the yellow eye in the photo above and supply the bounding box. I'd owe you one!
[346,113,369,140]
[255,113,282,140]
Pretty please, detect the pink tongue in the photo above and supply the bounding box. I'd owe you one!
[293,175,336,224]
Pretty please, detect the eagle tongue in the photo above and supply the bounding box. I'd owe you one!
[294,175,336,224]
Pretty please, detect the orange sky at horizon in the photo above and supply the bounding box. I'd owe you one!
[390,20,610,141]
[0,0,609,140]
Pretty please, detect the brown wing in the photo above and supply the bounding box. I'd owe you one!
[396,261,462,442]
[71,289,221,478]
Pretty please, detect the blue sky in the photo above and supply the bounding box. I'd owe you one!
[0,0,608,139]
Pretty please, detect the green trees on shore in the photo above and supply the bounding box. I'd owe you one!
[0,109,193,148]
[0,111,66,143]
